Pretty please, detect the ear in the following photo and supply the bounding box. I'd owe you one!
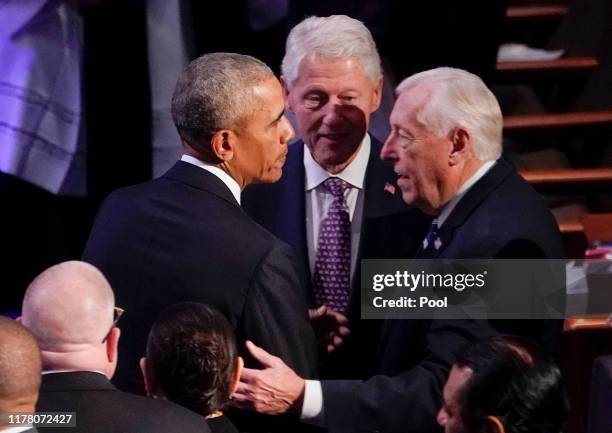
[486,416,505,433]
[448,127,471,166]
[140,357,155,398]
[210,130,236,162]
[229,356,244,395]
[371,75,384,112]
[106,327,120,365]
[280,76,293,112]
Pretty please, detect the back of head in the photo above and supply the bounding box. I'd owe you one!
[396,67,503,162]
[146,302,237,416]
[21,261,115,371]
[171,52,274,155]
[0,316,41,413]
[282,14,382,88]
[455,335,568,433]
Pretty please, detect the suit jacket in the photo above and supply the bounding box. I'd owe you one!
[320,159,564,433]
[35,371,210,433]
[82,161,317,394]
[243,138,430,379]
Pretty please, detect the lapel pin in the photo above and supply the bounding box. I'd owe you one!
[384,182,396,195]
[434,238,443,250]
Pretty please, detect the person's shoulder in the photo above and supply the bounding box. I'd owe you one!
[115,391,210,432]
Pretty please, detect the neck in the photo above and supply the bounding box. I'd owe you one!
[41,349,110,379]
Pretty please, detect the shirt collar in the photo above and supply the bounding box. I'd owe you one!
[303,134,371,191]
[42,370,106,376]
[437,159,496,227]
[180,155,242,205]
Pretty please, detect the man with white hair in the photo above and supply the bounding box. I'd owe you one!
[0,317,40,433]
[22,261,210,433]
[233,68,562,433]
[381,67,561,260]
[243,14,430,379]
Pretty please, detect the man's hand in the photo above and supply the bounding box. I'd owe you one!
[309,305,350,353]
[232,341,305,415]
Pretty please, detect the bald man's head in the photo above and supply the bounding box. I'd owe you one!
[21,261,115,351]
[0,316,41,413]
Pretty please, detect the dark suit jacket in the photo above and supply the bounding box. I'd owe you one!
[36,371,210,433]
[243,138,430,379]
[82,162,317,394]
[320,159,564,433]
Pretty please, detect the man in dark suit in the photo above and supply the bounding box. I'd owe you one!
[233,68,563,433]
[81,53,317,397]
[0,316,41,433]
[21,261,210,433]
[243,15,429,380]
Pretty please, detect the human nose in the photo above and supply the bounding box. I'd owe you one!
[280,116,294,143]
[380,135,397,162]
[321,102,344,127]
[436,408,448,427]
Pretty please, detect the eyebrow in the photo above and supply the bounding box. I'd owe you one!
[270,109,285,125]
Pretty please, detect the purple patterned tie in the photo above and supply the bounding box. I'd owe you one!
[312,177,351,313]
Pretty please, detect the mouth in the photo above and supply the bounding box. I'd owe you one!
[318,132,349,141]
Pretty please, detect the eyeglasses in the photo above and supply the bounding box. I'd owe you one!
[102,307,125,343]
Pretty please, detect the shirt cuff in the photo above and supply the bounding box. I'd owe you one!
[300,379,325,427]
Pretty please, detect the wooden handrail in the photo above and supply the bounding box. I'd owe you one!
[506,5,568,20]
[496,57,598,73]
[504,111,612,132]
[519,168,612,188]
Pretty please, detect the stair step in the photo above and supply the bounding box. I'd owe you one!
[506,5,568,20]
[504,111,612,132]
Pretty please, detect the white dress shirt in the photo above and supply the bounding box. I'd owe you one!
[304,135,371,280]
[301,158,498,426]
[180,155,241,205]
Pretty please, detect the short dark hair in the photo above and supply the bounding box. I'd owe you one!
[146,302,237,416]
[454,335,568,433]
[171,52,273,152]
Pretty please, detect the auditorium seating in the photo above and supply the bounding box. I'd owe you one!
[496,0,612,260]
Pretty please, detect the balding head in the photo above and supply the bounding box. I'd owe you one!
[21,261,119,377]
[0,316,41,415]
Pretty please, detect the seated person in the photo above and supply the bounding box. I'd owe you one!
[437,335,568,433]
[22,261,210,433]
[140,302,243,433]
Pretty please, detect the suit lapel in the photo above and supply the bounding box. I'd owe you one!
[418,159,513,258]
[277,143,311,291]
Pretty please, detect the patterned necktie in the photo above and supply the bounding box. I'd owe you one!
[312,177,351,313]
[421,219,440,254]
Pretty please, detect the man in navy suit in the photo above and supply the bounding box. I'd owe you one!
[234,67,562,433]
[82,52,318,421]
[243,15,429,380]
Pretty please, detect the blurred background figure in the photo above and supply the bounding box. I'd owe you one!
[21,261,210,433]
[0,316,41,433]
[141,302,242,433]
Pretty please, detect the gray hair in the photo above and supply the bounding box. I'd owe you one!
[171,52,274,150]
[282,15,382,88]
[396,67,503,162]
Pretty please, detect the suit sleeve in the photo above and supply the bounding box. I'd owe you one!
[320,319,495,433]
[240,241,318,378]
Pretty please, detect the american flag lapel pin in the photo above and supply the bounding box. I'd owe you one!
[434,238,442,250]
[384,182,396,195]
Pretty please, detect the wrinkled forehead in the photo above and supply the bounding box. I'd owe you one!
[391,84,434,126]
